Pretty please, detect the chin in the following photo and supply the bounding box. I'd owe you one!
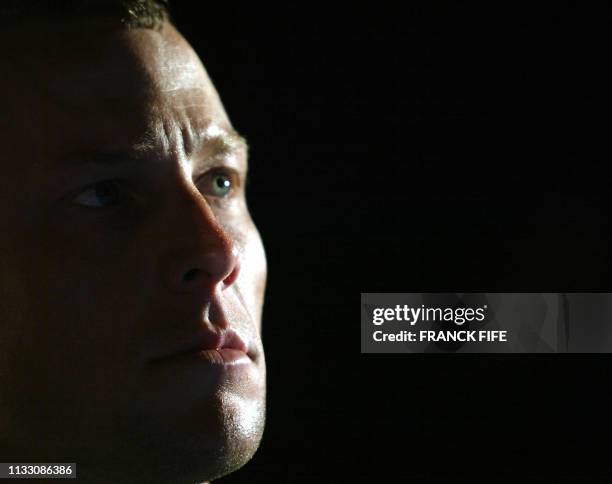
[108,391,267,483]
[177,395,267,483]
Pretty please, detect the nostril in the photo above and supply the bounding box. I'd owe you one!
[222,261,240,289]
[183,268,200,283]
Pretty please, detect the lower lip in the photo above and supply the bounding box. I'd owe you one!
[146,348,258,396]
[158,348,251,366]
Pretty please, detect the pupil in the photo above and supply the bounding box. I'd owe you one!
[95,183,116,204]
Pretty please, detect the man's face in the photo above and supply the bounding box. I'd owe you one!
[0,19,266,482]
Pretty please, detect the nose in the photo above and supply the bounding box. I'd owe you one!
[160,188,240,294]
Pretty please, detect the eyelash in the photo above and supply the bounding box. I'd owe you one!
[71,179,128,210]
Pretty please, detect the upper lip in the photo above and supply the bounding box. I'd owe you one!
[199,327,250,354]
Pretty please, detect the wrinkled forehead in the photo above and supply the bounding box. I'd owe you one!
[0,19,229,156]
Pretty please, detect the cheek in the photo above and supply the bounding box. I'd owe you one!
[235,222,267,327]
[4,227,150,378]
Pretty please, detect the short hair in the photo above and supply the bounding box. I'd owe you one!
[0,0,171,30]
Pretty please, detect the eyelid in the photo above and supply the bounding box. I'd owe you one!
[69,179,123,208]
[195,166,241,182]
[68,178,150,212]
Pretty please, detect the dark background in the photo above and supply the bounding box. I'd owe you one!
[174,3,611,483]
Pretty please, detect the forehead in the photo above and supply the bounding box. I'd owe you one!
[0,19,231,162]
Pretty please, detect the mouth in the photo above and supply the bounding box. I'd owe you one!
[150,328,255,367]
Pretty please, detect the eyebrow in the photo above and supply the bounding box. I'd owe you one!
[193,127,249,159]
[60,127,249,167]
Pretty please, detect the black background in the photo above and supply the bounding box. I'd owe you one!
[174,3,611,483]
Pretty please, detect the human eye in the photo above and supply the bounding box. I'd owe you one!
[197,168,241,199]
[71,180,125,208]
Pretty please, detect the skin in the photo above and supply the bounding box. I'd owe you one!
[0,18,267,483]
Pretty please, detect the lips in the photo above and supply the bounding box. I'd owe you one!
[147,325,255,367]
